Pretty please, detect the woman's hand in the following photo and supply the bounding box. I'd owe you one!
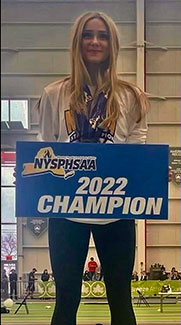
[168,166,172,182]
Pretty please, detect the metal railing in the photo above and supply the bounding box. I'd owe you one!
[1,279,54,300]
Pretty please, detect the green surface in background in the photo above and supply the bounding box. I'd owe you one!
[1,301,181,323]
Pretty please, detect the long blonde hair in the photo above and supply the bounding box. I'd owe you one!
[67,11,149,126]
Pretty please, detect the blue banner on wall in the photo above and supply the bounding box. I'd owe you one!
[16,141,169,220]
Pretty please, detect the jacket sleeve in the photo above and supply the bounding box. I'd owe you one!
[35,88,59,142]
[126,114,148,144]
[123,88,148,144]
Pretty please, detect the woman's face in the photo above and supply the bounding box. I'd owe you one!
[81,18,110,65]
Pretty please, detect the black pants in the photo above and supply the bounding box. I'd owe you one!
[1,281,8,299]
[10,282,17,300]
[89,271,96,280]
[49,218,136,325]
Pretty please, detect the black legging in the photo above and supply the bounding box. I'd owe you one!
[49,218,136,325]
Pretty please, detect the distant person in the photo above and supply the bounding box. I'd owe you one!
[140,271,147,281]
[88,257,98,280]
[41,269,50,282]
[140,262,144,277]
[1,269,8,299]
[27,268,37,298]
[168,267,176,279]
[83,270,91,281]
[9,269,18,300]
[171,270,181,280]
[132,271,139,282]
[160,266,168,281]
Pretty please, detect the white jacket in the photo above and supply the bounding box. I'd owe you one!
[37,78,148,225]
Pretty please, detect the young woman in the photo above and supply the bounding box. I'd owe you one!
[37,11,150,325]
